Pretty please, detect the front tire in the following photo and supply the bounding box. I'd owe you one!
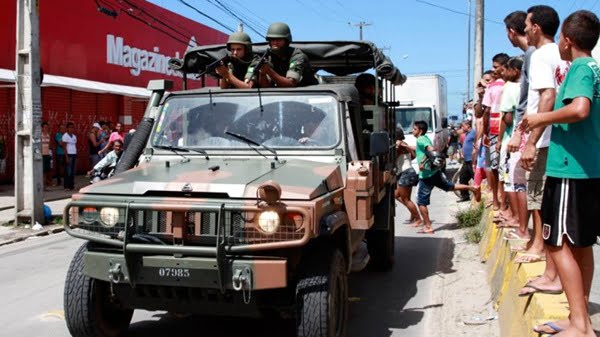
[64,243,133,337]
[296,248,348,337]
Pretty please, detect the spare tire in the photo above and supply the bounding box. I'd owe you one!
[114,117,154,175]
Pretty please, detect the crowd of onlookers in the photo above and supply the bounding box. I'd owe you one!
[40,120,131,190]
[395,6,600,337]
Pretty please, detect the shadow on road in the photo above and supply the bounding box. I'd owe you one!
[126,235,456,337]
[347,236,455,337]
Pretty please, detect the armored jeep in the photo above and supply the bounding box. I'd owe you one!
[63,41,406,337]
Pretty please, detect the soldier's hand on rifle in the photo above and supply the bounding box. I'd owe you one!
[215,64,229,79]
[258,63,272,76]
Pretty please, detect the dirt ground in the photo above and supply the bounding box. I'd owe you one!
[427,205,501,337]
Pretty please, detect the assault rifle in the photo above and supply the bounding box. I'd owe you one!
[200,54,232,77]
[248,48,271,84]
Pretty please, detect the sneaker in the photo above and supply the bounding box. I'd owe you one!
[456,197,471,203]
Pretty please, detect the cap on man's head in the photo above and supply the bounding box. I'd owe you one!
[93,122,101,129]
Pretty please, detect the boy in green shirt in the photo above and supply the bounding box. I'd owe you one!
[521,10,600,337]
[413,121,480,234]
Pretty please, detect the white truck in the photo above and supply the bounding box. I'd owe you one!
[393,74,448,145]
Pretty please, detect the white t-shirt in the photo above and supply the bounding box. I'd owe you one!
[526,43,570,148]
[62,133,77,155]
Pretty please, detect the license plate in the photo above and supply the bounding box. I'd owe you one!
[157,267,191,278]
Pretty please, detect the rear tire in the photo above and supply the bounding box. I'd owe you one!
[366,219,395,271]
[367,189,395,271]
[64,243,133,337]
[296,248,348,337]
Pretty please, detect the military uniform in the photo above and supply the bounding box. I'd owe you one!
[245,47,317,87]
[221,55,255,88]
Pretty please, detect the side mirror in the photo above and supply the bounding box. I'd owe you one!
[369,131,390,156]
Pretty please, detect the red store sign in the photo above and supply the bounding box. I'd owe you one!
[0,0,228,90]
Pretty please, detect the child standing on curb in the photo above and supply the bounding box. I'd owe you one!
[521,10,600,337]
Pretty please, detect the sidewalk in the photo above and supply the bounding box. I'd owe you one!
[0,175,89,246]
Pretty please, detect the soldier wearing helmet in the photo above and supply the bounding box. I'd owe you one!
[215,31,256,89]
[245,22,318,88]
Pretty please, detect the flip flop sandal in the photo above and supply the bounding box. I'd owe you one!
[496,223,519,228]
[514,253,546,264]
[533,321,564,334]
[518,284,563,297]
[503,231,529,241]
[416,228,435,234]
[510,244,528,252]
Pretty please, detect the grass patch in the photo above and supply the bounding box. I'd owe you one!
[52,216,63,225]
[465,227,483,243]
[455,202,485,229]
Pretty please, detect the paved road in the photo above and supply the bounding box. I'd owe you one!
[0,191,459,337]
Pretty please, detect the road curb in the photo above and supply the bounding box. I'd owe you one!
[479,208,568,337]
[0,225,65,247]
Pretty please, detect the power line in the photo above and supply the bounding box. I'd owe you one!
[208,0,265,37]
[294,0,346,23]
[219,1,268,32]
[116,0,197,44]
[415,0,503,25]
[178,0,235,32]
[335,0,366,21]
[124,0,199,38]
[114,3,195,46]
[226,0,269,26]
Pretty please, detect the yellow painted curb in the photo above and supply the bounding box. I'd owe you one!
[478,208,569,337]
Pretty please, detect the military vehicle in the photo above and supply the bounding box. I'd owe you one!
[63,41,406,337]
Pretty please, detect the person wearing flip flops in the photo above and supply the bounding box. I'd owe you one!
[502,11,536,250]
[515,5,570,268]
[520,9,600,337]
[413,121,481,234]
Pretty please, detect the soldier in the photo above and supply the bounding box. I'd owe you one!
[215,32,256,89]
[246,22,318,88]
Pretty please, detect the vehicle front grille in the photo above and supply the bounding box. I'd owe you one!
[128,210,304,245]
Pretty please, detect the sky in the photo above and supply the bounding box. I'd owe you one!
[148,0,599,117]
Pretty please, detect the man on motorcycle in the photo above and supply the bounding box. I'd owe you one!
[87,139,124,183]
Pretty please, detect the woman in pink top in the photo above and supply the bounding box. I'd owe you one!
[98,122,124,155]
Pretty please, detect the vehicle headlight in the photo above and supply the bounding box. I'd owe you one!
[258,211,280,234]
[99,207,120,228]
[81,207,99,224]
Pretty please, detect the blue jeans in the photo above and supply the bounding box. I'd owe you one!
[64,154,77,189]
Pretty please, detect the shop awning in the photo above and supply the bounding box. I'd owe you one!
[0,68,150,98]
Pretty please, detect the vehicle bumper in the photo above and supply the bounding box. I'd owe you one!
[84,251,287,290]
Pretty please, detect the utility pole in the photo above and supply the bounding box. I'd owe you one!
[466,0,472,102]
[350,21,372,40]
[473,0,484,99]
[15,0,45,225]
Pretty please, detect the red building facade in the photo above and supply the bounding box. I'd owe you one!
[0,0,227,180]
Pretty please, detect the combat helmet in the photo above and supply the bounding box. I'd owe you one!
[227,31,253,53]
[266,22,292,42]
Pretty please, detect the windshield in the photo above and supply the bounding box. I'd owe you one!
[152,94,340,150]
[395,107,433,134]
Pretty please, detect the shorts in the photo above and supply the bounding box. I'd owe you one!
[526,147,548,210]
[417,171,455,206]
[474,167,487,187]
[486,135,500,170]
[398,168,419,187]
[504,151,527,192]
[43,155,51,173]
[542,177,600,247]
[498,142,508,183]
